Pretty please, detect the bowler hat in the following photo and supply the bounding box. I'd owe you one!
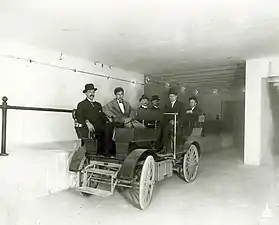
[139,94,149,102]
[168,88,178,95]
[151,95,160,101]
[83,83,97,93]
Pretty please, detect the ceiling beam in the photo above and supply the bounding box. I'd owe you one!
[148,63,245,77]
[165,74,244,82]
[182,82,233,87]
[167,76,244,83]
[268,76,279,83]
[152,68,245,79]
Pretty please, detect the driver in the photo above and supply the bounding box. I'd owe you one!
[76,83,115,157]
[156,88,185,153]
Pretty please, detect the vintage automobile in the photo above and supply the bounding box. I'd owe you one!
[69,110,203,210]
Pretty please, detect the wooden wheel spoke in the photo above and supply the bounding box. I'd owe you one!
[183,144,199,183]
[138,155,155,210]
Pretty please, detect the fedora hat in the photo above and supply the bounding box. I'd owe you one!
[83,83,97,93]
[151,95,160,101]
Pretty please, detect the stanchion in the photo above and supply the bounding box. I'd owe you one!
[1,96,8,156]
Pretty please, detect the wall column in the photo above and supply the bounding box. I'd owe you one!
[244,58,270,165]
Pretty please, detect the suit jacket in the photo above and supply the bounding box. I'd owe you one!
[150,106,161,111]
[163,101,186,123]
[149,106,164,122]
[185,106,203,124]
[135,106,163,128]
[102,99,135,123]
[76,98,108,131]
[135,106,149,120]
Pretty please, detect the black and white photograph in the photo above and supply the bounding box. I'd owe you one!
[0,0,279,224]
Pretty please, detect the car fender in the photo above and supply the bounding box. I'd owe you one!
[69,146,86,172]
[118,148,160,180]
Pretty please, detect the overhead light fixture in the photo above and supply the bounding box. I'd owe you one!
[145,77,150,83]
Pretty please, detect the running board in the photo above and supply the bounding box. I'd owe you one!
[78,161,121,197]
[86,168,119,177]
[77,187,113,197]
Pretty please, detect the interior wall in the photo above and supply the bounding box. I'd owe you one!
[0,41,144,148]
[269,83,279,155]
[222,100,245,149]
[260,78,274,165]
[244,56,279,165]
[269,58,279,156]
[145,74,246,151]
[145,81,244,119]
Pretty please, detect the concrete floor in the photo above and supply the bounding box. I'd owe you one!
[8,148,279,225]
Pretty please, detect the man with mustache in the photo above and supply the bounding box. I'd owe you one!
[76,83,115,157]
[135,94,153,128]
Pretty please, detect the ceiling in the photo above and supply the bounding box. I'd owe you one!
[1,0,279,90]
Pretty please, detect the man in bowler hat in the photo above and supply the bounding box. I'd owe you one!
[136,94,149,118]
[76,83,115,157]
[157,88,186,153]
[150,95,161,110]
[135,94,153,127]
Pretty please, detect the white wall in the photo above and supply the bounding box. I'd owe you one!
[0,41,144,148]
[244,56,279,165]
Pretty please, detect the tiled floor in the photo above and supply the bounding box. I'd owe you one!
[9,148,279,225]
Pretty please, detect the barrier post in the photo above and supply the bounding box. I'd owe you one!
[1,96,8,156]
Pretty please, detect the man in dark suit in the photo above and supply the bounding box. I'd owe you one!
[76,83,115,157]
[135,94,158,128]
[135,94,149,126]
[157,88,186,153]
[184,96,203,135]
[150,95,161,111]
[147,95,163,128]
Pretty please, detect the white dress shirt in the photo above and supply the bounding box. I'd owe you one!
[117,100,125,113]
[171,100,176,108]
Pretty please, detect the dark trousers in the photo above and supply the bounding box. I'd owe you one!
[156,121,177,152]
[95,123,115,156]
[156,119,197,152]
